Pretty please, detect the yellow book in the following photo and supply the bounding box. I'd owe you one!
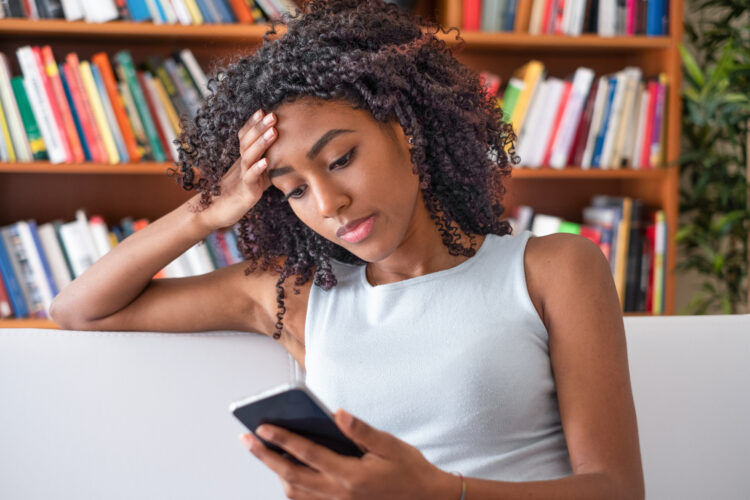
[151,76,181,136]
[183,0,204,25]
[509,60,545,134]
[614,197,632,308]
[79,61,119,164]
[652,210,665,314]
[0,97,16,161]
[108,231,119,248]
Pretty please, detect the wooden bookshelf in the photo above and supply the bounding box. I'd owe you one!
[0,0,682,327]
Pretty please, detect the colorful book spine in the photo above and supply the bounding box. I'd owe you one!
[10,76,47,160]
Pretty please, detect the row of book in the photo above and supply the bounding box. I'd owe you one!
[0,210,246,320]
[462,0,669,36]
[506,195,666,313]
[503,60,668,170]
[0,46,209,164]
[0,0,295,24]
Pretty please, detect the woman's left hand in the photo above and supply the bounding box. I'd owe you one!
[239,408,455,500]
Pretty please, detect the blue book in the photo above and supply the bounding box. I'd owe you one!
[212,0,238,23]
[90,64,130,163]
[591,76,617,168]
[58,63,92,162]
[503,0,517,31]
[126,0,152,21]
[224,228,244,263]
[194,0,217,23]
[646,0,665,36]
[28,220,59,298]
[0,229,29,318]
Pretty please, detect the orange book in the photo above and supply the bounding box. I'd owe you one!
[41,46,84,163]
[132,218,167,279]
[227,0,254,23]
[65,53,107,163]
[91,52,141,163]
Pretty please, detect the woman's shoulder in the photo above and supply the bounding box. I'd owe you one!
[523,232,612,327]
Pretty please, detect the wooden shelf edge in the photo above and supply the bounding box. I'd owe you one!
[510,166,673,180]
[0,18,671,51]
[0,319,60,329]
[0,162,181,174]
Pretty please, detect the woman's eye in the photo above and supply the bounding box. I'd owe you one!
[330,147,355,170]
[284,186,306,201]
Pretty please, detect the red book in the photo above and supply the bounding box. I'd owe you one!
[568,79,599,166]
[0,274,13,318]
[64,54,108,164]
[580,225,602,245]
[41,46,85,163]
[639,80,658,168]
[542,80,572,167]
[553,0,566,34]
[541,0,555,34]
[92,52,141,162]
[215,231,235,265]
[228,0,254,23]
[626,0,636,35]
[462,0,481,30]
[32,46,73,163]
[136,70,171,162]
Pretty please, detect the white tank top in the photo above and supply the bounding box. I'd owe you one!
[303,230,573,481]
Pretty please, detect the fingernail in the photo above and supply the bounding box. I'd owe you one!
[252,110,263,122]
[262,113,275,125]
[256,425,272,439]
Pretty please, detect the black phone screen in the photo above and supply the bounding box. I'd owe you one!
[232,387,364,466]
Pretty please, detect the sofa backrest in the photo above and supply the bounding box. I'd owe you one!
[1,315,748,499]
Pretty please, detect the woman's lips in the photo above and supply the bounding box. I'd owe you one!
[338,214,376,243]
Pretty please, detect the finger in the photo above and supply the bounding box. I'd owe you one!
[241,432,332,495]
[279,479,332,500]
[238,109,263,139]
[255,425,352,474]
[242,158,271,191]
[239,112,276,152]
[334,409,402,457]
[239,127,276,175]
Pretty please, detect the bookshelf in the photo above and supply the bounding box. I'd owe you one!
[0,0,682,328]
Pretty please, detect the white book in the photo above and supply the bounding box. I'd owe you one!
[571,0,588,35]
[528,0,547,35]
[599,70,629,169]
[549,67,595,168]
[179,49,210,99]
[58,221,95,278]
[16,221,56,317]
[161,256,188,278]
[531,214,562,236]
[515,79,549,168]
[529,77,566,167]
[16,46,67,164]
[170,0,193,25]
[581,76,610,169]
[621,82,644,168]
[141,73,179,162]
[38,222,73,293]
[183,242,212,276]
[144,0,164,24]
[561,0,576,35]
[88,215,113,260]
[481,0,502,31]
[60,0,84,20]
[0,53,32,161]
[79,0,119,23]
[630,83,650,169]
[156,0,178,23]
[598,0,616,36]
[610,67,642,167]
[75,209,102,263]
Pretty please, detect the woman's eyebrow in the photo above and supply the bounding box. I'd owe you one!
[269,128,355,178]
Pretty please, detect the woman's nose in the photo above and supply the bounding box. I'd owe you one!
[312,179,349,218]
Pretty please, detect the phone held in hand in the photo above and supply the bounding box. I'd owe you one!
[229,382,365,466]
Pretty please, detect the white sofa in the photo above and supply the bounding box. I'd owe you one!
[1,315,748,500]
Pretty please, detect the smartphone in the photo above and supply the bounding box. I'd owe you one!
[230,382,365,466]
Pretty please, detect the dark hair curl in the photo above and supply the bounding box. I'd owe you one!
[169,0,518,340]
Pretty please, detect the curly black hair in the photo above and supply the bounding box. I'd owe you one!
[169,0,518,340]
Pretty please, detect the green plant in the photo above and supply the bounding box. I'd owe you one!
[677,0,750,314]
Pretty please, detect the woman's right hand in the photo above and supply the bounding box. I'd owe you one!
[196,109,278,231]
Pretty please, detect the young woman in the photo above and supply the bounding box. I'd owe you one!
[50,1,644,498]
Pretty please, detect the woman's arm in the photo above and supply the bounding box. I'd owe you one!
[441,233,644,500]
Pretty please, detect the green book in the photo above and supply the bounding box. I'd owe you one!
[11,76,47,160]
[501,77,524,123]
[114,50,166,162]
[558,221,582,234]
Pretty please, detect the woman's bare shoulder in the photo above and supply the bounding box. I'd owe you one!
[523,232,611,328]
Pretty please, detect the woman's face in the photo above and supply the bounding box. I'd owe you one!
[264,98,425,263]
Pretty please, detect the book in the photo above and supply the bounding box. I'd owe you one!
[0,52,32,161]
[10,76,48,160]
